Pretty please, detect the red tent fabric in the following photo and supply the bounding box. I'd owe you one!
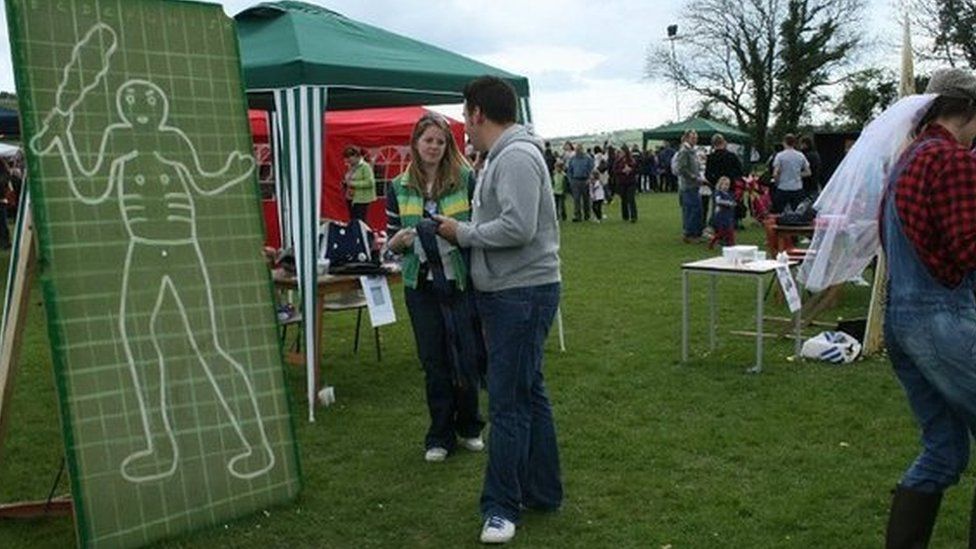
[249,106,465,247]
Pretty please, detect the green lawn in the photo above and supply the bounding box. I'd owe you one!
[0,193,969,548]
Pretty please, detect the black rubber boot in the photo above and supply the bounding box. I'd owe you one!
[886,485,943,549]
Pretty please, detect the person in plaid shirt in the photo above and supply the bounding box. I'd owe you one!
[883,68,976,548]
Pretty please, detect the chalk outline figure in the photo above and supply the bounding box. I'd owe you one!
[31,23,275,483]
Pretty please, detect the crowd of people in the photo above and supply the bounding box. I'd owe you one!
[542,140,651,224]
[536,128,823,248]
[676,129,824,246]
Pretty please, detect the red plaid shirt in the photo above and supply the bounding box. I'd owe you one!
[890,124,976,287]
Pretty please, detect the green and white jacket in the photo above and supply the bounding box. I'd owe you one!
[386,167,475,290]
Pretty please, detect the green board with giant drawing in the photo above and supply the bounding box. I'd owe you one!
[5,1,301,546]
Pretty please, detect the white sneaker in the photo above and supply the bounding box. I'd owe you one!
[424,447,448,462]
[459,436,485,452]
[480,516,515,544]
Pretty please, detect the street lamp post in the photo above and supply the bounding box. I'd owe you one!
[667,24,681,120]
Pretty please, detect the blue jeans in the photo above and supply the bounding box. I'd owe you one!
[680,188,703,237]
[886,305,976,492]
[477,283,562,523]
[405,286,484,451]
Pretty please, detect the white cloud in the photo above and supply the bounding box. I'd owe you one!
[476,46,608,80]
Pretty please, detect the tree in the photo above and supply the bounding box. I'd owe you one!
[909,0,976,68]
[647,0,865,155]
[772,0,861,136]
[689,99,736,126]
[834,69,898,129]
[832,71,927,129]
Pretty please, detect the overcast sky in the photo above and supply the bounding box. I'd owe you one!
[0,0,904,137]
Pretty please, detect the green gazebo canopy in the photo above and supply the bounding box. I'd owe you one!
[236,1,531,110]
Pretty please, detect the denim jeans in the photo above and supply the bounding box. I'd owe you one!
[679,188,703,237]
[477,283,562,523]
[569,178,591,221]
[404,286,485,451]
[881,142,976,494]
[886,306,976,492]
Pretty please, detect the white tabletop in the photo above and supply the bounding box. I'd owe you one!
[681,256,798,274]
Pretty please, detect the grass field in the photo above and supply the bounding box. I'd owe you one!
[0,192,971,548]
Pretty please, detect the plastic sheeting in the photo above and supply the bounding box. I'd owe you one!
[798,94,937,292]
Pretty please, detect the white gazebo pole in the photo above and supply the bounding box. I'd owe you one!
[276,86,326,422]
[271,106,289,247]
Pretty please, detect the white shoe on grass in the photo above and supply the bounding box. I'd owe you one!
[424,447,448,462]
[480,516,515,544]
[459,436,484,452]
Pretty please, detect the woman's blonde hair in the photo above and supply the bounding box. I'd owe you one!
[405,112,470,198]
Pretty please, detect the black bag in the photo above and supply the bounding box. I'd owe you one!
[778,198,816,226]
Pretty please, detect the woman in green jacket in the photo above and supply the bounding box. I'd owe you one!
[343,146,376,222]
[386,113,485,462]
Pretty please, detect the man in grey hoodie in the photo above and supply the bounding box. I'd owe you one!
[435,76,562,545]
[674,129,705,242]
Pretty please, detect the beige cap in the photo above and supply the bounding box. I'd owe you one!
[925,67,976,101]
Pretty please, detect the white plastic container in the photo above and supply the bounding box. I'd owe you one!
[722,245,759,265]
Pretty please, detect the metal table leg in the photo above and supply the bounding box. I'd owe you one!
[748,274,764,374]
[794,304,802,358]
[682,270,689,363]
[709,274,717,351]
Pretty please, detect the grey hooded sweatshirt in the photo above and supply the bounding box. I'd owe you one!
[455,125,561,292]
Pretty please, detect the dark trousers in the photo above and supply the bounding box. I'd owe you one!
[404,286,485,451]
[663,173,678,192]
[771,189,805,214]
[592,199,603,220]
[553,193,567,221]
[477,283,562,523]
[620,184,638,221]
[639,174,653,192]
[350,202,369,222]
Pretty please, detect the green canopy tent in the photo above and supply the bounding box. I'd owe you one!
[642,117,753,164]
[235,1,532,421]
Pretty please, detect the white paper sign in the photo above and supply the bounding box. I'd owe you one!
[360,275,397,327]
[775,265,802,313]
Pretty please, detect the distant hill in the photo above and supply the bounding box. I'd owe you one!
[543,128,668,150]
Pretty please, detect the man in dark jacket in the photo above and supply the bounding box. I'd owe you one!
[705,134,744,226]
[657,142,677,192]
[543,141,556,176]
[799,136,822,198]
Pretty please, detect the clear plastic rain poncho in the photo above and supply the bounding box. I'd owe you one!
[797,94,938,292]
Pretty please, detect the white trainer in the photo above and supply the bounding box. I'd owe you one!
[424,447,448,462]
[459,436,485,452]
[480,516,515,544]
